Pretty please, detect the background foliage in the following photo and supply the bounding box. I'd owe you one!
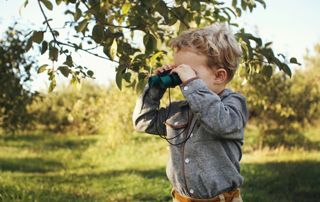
[0,25,37,133]
[24,0,300,92]
[0,1,319,200]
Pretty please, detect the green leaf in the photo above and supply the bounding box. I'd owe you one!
[121,3,131,15]
[156,1,169,20]
[289,57,301,65]
[174,6,187,18]
[40,0,53,10]
[32,31,44,44]
[116,70,123,90]
[55,0,62,5]
[265,42,272,47]
[138,72,147,80]
[245,33,262,47]
[241,0,247,11]
[195,16,201,25]
[25,37,33,52]
[143,33,157,55]
[167,15,178,26]
[103,38,117,60]
[279,63,292,77]
[261,65,273,78]
[64,55,73,67]
[24,0,29,7]
[41,41,48,54]
[123,72,131,82]
[127,79,137,89]
[87,70,94,77]
[48,78,56,92]
[37,64,49,73]
[70,74,80,86]
[282,63,292,77]
[92,25,105,43]
[235,7,242,16]
[74,7,82,22]
[58,66,70,78]
[255,0,266,9]
[150,51,164,63]
[178,21,188,34]
[110,39,117,60]
[190,1,200,11]
[76,19,88,33]
[224,7,237,18]
[141,0,153,8]
[232,0,237,8]
[49,46,59,61]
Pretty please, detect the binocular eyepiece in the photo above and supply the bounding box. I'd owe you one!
[148,70,182,89]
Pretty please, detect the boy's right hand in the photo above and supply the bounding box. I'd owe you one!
[153,64,177,75]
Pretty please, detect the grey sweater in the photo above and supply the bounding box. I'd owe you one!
[132,78,249,199]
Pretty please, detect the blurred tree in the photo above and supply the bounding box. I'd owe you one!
[0,25,37,133]
[28,81,138,141]
[230,44,320,148]
[304,43,320,84]
[23,0,299,92]
[28,81,109,135]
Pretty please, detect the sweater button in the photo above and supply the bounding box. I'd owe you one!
[183,86,189,91]
[185,158,190,164]
[190,189,194,194]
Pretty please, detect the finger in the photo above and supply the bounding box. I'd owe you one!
[169,69,176,74]
[165,64,174,70]
[169,64,177,69]
[164,65,171,71]
[154,68,163,75]
[153,70,159,75]
[176,64,185,68]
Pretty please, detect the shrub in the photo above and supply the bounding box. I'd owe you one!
[28,82,109,135]
[231,68,320,148]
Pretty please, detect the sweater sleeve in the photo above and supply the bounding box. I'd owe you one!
[180,79,249,140]
[132,83,169,136]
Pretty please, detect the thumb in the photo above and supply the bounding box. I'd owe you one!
[169,68,177,74]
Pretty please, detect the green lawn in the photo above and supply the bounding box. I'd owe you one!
[0,128,319,202]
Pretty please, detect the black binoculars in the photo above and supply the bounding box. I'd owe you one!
[148,70,182,89]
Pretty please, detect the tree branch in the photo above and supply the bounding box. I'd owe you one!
[37,0,119,63]
[37,0,58,45]
[81,0,138,30]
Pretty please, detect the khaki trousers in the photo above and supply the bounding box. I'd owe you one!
[171,188,243,202]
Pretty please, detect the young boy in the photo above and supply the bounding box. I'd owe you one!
[132,23,248,202]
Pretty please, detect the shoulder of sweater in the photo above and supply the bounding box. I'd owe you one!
[220,88,246,102]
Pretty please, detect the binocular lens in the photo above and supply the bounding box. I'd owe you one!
[160,76,173,89]
[148,71,182,89]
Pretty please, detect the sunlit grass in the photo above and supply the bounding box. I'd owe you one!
[0,127,319,202]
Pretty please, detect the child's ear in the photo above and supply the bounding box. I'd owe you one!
[213,68,228,84]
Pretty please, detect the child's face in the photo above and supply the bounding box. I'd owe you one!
[173,47,217,89]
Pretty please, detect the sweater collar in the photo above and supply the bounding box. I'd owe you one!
[178,88,233,107]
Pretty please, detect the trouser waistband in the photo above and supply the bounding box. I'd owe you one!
[171,188,240,202]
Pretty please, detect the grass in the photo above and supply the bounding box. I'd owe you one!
[0,127,319,202]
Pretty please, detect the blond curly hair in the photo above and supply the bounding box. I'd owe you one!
[170,23,242,82]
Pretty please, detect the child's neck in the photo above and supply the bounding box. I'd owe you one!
[209,84,226,95]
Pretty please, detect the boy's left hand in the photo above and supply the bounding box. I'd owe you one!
[170,64,197,83]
